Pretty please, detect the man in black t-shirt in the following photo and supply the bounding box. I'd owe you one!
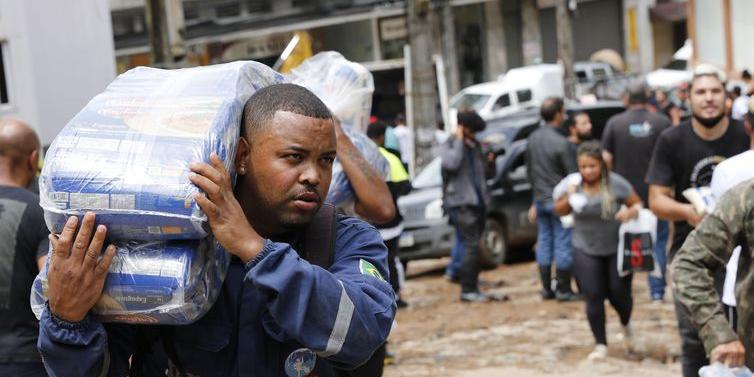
[646,65,750,377]
[0,119,49,377]
[602,81,672,302]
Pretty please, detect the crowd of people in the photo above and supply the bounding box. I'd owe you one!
[1,62,753,376]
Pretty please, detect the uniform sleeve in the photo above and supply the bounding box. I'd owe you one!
[671,183,752,354]
[645,130,675,187]
[440,138,465,172]
[37,304,135,377]
[244,218,396,370]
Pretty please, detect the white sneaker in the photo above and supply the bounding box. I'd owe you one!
[587,344,608,360]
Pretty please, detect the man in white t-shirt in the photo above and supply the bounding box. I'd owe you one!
[709,96,754,329]
[392,114,414,168]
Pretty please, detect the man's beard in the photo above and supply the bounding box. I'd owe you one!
[693,112,725,129]
[577,132,592,142]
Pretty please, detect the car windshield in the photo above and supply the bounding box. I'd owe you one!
[412,157,442,189]
[450,93,490,112]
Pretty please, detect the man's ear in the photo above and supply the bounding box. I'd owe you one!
[28,149,39,175]
[235,137,250,175]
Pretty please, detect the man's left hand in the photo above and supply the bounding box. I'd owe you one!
[189,153,265,263]
[710,340,746,367]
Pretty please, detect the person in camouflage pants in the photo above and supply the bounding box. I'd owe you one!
[672,178,754,368]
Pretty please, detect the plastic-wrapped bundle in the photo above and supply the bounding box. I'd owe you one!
[40,61,284,240]
[326,126,390,206]
[31,238,229,325]
[287,52,388,205]
[288,51,374,133]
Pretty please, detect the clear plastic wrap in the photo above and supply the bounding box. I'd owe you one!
[288,51,374,133]
[31,238,230,325]
[40,61,284,240]
[326,126,390,206]
[287,52,389,205]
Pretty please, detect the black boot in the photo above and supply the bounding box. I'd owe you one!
[539,265,555,300]
[556,269,580,302]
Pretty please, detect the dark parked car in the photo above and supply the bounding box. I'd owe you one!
[396,101,625,268]
[397,140,536,268]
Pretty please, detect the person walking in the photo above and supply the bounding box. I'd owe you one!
[440,110,495,302]
[646,64,750,377]
[554,141,643,360]
[526,97,579,301]
[602,81,672,302]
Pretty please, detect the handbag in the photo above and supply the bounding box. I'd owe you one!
[617,208,660,277]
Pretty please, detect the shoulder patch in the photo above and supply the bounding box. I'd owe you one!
[359,259,384,281]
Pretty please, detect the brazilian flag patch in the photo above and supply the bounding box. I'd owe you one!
[359,259,384,281]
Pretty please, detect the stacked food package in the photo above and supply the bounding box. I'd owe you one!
[31,61,283,324]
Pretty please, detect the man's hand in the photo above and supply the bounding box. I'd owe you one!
[454,125,465,140]
[189,153,265,263]
[527,204,537,224]
[710,340,746,367]
[684,204,704,228]
[47,213,116,323]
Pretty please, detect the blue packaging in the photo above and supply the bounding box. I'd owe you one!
[31,238,230,325]
[40,61,284,240]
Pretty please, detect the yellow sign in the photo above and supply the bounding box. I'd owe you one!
[628,7,639,52]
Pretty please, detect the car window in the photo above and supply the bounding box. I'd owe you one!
[412,157,442,189]
[492,94,511,110]
[592,67,608,79]
[450,93,490,112]
[516,89,532,103]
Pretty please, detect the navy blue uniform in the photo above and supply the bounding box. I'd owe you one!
[37,215,396,376]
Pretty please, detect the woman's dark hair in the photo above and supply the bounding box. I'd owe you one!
[577,141,615,219]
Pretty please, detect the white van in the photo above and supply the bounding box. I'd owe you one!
[449,64,564,120]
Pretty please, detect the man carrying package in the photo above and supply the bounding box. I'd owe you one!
[37,83,397,376]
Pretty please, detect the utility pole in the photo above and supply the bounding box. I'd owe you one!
[145,0,185,67]
[407,0,438,172]
[441,0,460,97]
[556,0,576,100]
[521,0,543,66]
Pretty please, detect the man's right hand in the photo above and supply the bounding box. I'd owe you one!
[527,204,537,224]
[684,204,704,228]
[47,212,116,323]
[710,340,746,367]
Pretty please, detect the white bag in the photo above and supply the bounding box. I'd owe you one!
[616,208,660,278]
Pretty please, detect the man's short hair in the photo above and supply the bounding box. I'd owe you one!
[540,97,564,122]
[366,120,388,139]
[241,83,332,140]
[690,64,727,90]
[627,80,649,104]
[457,110,486,133]
[564,111,588,130]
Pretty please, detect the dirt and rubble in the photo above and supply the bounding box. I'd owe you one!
[383,256,683,377]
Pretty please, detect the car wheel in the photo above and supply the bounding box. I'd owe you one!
[480,218,507,268]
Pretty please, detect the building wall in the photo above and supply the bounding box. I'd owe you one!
[539,0,624,65]
[0,0,116,145]
[693,0,725,68]
[730,0,754,72]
